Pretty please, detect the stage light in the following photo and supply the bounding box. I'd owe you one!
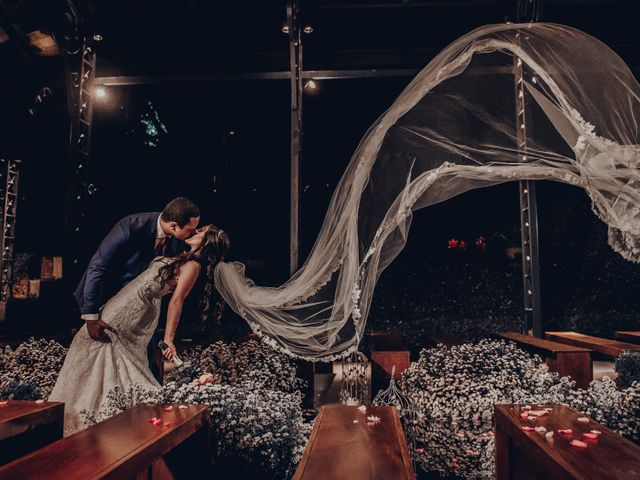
[95,87,106,98]
[93,33,103,42]
[303,25,314,34]
[281,24,290,34]
[304,80,319,94]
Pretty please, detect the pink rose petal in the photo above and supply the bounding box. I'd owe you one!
[582,432,598,439]
[521,426,535,431]
[558,429,572,435]
[520,412,529,419]
[577,417,589,423]
[570,439,588,448]
[0,401,8,406]
[163,406,173,411]
[590,430,602,436]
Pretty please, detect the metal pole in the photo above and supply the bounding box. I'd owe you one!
[287,0,303,275]
[0,159,22,321]
[513,0,543,337]
[65,38,97,281]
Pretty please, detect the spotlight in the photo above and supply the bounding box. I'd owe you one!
[95,87,106,98]
[303,25,314,34]
[93,33,103,42]
[304,80,319,93]
[281,24,290,34]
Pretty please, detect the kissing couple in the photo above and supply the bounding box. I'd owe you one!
[49,197,230,434]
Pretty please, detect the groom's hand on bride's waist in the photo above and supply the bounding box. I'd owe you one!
[86,319,117,342]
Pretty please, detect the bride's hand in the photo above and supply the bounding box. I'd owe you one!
[162,339,177,361]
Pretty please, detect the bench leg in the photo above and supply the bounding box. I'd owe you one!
[495,420,510,480]
[547,352,592,389]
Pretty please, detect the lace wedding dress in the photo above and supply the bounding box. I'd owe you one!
[50,258,173,435]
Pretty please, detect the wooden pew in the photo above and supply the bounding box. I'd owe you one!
[497,332,593,389]
[0,400,64,465]
[369,332,411,394]
[545,331,640,359]
[495,403,640,480]
[0,403,210,479]
[293,405,415,480]
[614,331,640,344]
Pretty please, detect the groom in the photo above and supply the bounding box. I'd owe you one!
[74,197,200,379]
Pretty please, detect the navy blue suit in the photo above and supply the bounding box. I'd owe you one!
[74,212,183,316]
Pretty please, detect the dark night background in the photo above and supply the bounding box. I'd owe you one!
[0,0,639,343]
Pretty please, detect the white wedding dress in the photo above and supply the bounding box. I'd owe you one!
[50,258,173,435]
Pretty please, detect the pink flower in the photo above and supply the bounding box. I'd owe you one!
[570,439,588,448]
[148,417,162,426]
[582,432,598,440]
[448,239,459,249]
[558,429,572,435]
[577,417,589,423]
[590,430,602,436]
[520,412,529,419]
[521,426,535,431]
[163,406,173,411]
[0,401,8,407]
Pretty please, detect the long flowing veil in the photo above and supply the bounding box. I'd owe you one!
[215,23,640,361]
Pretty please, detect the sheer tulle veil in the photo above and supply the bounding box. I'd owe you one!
[215,23,640,361]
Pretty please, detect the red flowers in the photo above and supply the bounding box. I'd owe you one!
[448,236,486,251]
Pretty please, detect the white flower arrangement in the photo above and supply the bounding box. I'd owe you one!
[0,338,67,400]
[400,339,640,479]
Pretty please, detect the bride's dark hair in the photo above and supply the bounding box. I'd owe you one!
[156,224,230,322]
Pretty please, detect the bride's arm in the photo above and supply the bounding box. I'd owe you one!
[163,261,200,357]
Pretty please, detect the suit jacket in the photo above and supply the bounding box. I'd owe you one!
[74,212,184,315]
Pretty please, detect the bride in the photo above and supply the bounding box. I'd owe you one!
[50,224,230,435]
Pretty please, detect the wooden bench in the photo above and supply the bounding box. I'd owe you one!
[0,400,64,465]
[497,332,592,389]
[293,405,415,480]
[614,331,640,345]
[369,332,411,394]
[0,403,210,479]
[545,331,640,359]
[495,403,640,480]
